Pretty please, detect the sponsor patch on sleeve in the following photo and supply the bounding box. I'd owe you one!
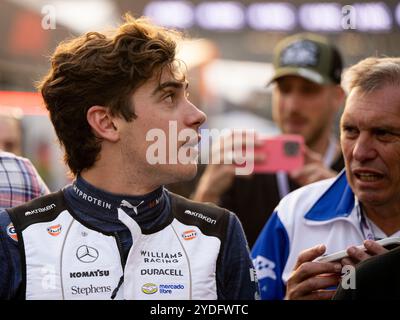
[6,223,18,242]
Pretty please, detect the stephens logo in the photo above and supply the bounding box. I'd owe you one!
[6,223,17,242]
[71,285,111,296]
[47,224,62,236]
[142,283,158,294]
[181,229,197,241]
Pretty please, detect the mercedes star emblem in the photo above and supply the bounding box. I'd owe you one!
[76,245,99,263]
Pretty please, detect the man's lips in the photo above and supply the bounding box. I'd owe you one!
[180,134,201,148]
[352,168,384,182]
[285,117,308,127]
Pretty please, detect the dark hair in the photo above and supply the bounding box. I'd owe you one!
[38,14,181,175]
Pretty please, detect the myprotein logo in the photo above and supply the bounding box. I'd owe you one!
[73,185,112,210]
[25,203,56,216]
[6,223,18,242]
[47,224,62,236]
[142,283,158,295]
[76,245,99,263]
[70,269,110,278]
[182,229,197,241]
[184,210,216,225]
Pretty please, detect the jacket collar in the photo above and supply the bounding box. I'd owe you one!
[304,170,355,221]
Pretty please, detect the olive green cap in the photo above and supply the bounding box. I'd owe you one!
[269,33,343,85]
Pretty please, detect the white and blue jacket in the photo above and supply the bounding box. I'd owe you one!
[252,171,375,300]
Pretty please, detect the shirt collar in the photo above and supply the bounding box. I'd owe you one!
[304,170,355,221]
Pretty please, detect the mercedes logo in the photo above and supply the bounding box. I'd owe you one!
[76,245,99,263]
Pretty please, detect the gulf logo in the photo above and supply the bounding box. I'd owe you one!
[47,224,62,236]
[181,229,197,241]
[6,223,18,242]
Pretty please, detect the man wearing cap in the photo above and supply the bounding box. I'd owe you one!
[193,33,346,247]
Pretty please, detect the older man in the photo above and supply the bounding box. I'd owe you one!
[252,57,400,300]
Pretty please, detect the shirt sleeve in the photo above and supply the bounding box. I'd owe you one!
[216,212,260,300]
[0,209,22,299]
[21,157,50,196]
[251,211,290,300]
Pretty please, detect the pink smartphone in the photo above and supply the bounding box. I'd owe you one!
[253,134,305,173]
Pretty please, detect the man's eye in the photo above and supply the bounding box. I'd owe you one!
[301,85,320,95]
[375,129,395,141]
[164,94,174,103]
[342,126,358,137]
[375,129,389,136]
[277,84,291,94]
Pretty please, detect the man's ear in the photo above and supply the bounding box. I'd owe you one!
[332,85,346,112]
[86,106,119,142]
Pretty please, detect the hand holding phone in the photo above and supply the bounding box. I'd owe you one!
[252,134,304,173]
[314,237,400,263]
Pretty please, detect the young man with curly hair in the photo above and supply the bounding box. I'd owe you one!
[0,15,259,300]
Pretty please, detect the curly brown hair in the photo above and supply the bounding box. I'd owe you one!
[38,14,182,175]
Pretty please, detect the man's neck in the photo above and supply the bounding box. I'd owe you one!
[363,204,400,236]
[80,165,159,196]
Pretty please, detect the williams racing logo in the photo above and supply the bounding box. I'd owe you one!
[47,224,62,236]
[6,223,18,242]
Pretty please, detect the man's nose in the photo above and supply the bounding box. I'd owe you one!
[185,101,207,128]
[352,133,378,163]
[283,91,303,113]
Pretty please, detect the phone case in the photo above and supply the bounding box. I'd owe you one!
[253,134,304,173]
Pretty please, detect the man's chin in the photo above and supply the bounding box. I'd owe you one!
[163,163,198,185]
[179,163,198,181]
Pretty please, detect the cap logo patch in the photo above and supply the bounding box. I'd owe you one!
[280,40,319,67]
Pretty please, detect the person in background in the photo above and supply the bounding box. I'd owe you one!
[0,108,23,156]
[193,33,346,247]
[252,57,400,300]
[0,151,49,209]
